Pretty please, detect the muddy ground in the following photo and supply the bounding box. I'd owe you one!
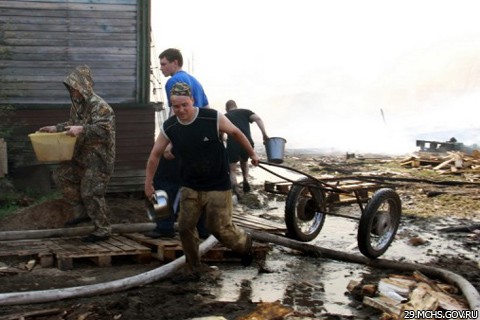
[0,153,479,319]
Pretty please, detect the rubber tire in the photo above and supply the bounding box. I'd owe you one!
[357,188,402,259]
[285,178,326,242]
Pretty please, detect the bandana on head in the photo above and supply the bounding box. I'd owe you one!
[170,82,192,97]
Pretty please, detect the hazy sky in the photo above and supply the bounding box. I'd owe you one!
[151,0,480,155]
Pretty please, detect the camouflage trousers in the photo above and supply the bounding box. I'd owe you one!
[53,163,112,237]
[178,187,250,271]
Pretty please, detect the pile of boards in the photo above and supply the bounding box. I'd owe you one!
[400,151,480,174]
[347,271,470,319]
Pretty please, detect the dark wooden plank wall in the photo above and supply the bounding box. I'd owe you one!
[1,0,155,193]
[10,106,155,193]
[0,0,141,104]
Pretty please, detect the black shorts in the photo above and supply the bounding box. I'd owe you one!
[226,139,251,163]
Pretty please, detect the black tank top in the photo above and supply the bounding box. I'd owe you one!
[163,108,231,191]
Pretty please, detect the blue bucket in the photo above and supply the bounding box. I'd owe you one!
[265,137,286,164]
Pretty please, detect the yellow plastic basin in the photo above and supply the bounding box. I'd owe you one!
[28,132,77,162]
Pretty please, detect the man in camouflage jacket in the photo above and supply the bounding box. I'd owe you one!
[39,65,116,243]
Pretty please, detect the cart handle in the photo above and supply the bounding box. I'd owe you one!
[258,160,348,193]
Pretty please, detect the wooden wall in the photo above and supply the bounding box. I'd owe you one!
[0,0,149,104]
[10,107,155,193]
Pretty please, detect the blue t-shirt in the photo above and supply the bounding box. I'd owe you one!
[165,70,209,108]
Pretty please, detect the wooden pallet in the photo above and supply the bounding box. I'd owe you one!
[232,213,286,235]
[51,236,152,270]
[264,179,388,206]
[123,233,183,261]
[0,215,280,269]
[0,236,152,270]
[124,233,271,262]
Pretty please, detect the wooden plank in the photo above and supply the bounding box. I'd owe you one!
[0,1,136,12]
[123,234,182,261]
[0,15,136,26]
[336,182,378,191]
[434,158,455,170]
[123,233,271,263]
[4,24,136,34]
[54,239,88,256]
[1,66,136,77]
[378,277,414,297]
[57,257,73,270]
[232,218,286,234]
[92,255,112,267]
[38,252,54,268]
[401,283,439,315]
[0,54,134,67]
[0,239,51,256]
[234,214,286,229]
[363,296,402,316]
[0,8,136,19]
[82,241,121,255]
[105,236,144,253]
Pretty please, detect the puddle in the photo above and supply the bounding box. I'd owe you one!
[212,249,370,317]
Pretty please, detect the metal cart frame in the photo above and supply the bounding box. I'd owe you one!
[258,161,402,259]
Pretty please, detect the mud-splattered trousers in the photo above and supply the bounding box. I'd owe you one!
[178,187,250,271]
[163,108,251,271]
[54,163,111,237]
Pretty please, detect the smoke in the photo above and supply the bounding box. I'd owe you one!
[151,1,480,156]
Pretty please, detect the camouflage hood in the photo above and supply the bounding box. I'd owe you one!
[63,65,94,100]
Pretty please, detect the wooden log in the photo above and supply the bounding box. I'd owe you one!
[401,283,439,315]
[363,296,402,316]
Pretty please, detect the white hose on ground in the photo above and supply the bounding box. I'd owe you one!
[0,235,218,306]
[1,226,478,315]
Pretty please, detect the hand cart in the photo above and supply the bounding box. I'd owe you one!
[258,160,402,259]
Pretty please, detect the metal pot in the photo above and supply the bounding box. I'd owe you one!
[146,189,169,221]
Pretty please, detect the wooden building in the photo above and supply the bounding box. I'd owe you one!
[0,0,160,193]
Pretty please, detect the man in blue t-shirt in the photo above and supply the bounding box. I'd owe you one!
[146,48,209,239]
[161,49,209,110]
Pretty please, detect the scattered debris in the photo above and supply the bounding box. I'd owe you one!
[439,224,480,233]
[0,308,62,320]
[400,151,480,175]
[407,236,427,247]
[237,301,295,320]
[348,271,470,319]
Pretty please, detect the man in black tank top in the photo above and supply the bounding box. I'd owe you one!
[144,82,260,277]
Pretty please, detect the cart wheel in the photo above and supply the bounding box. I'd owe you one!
[357,188,401,259]
[285,178,326,242]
